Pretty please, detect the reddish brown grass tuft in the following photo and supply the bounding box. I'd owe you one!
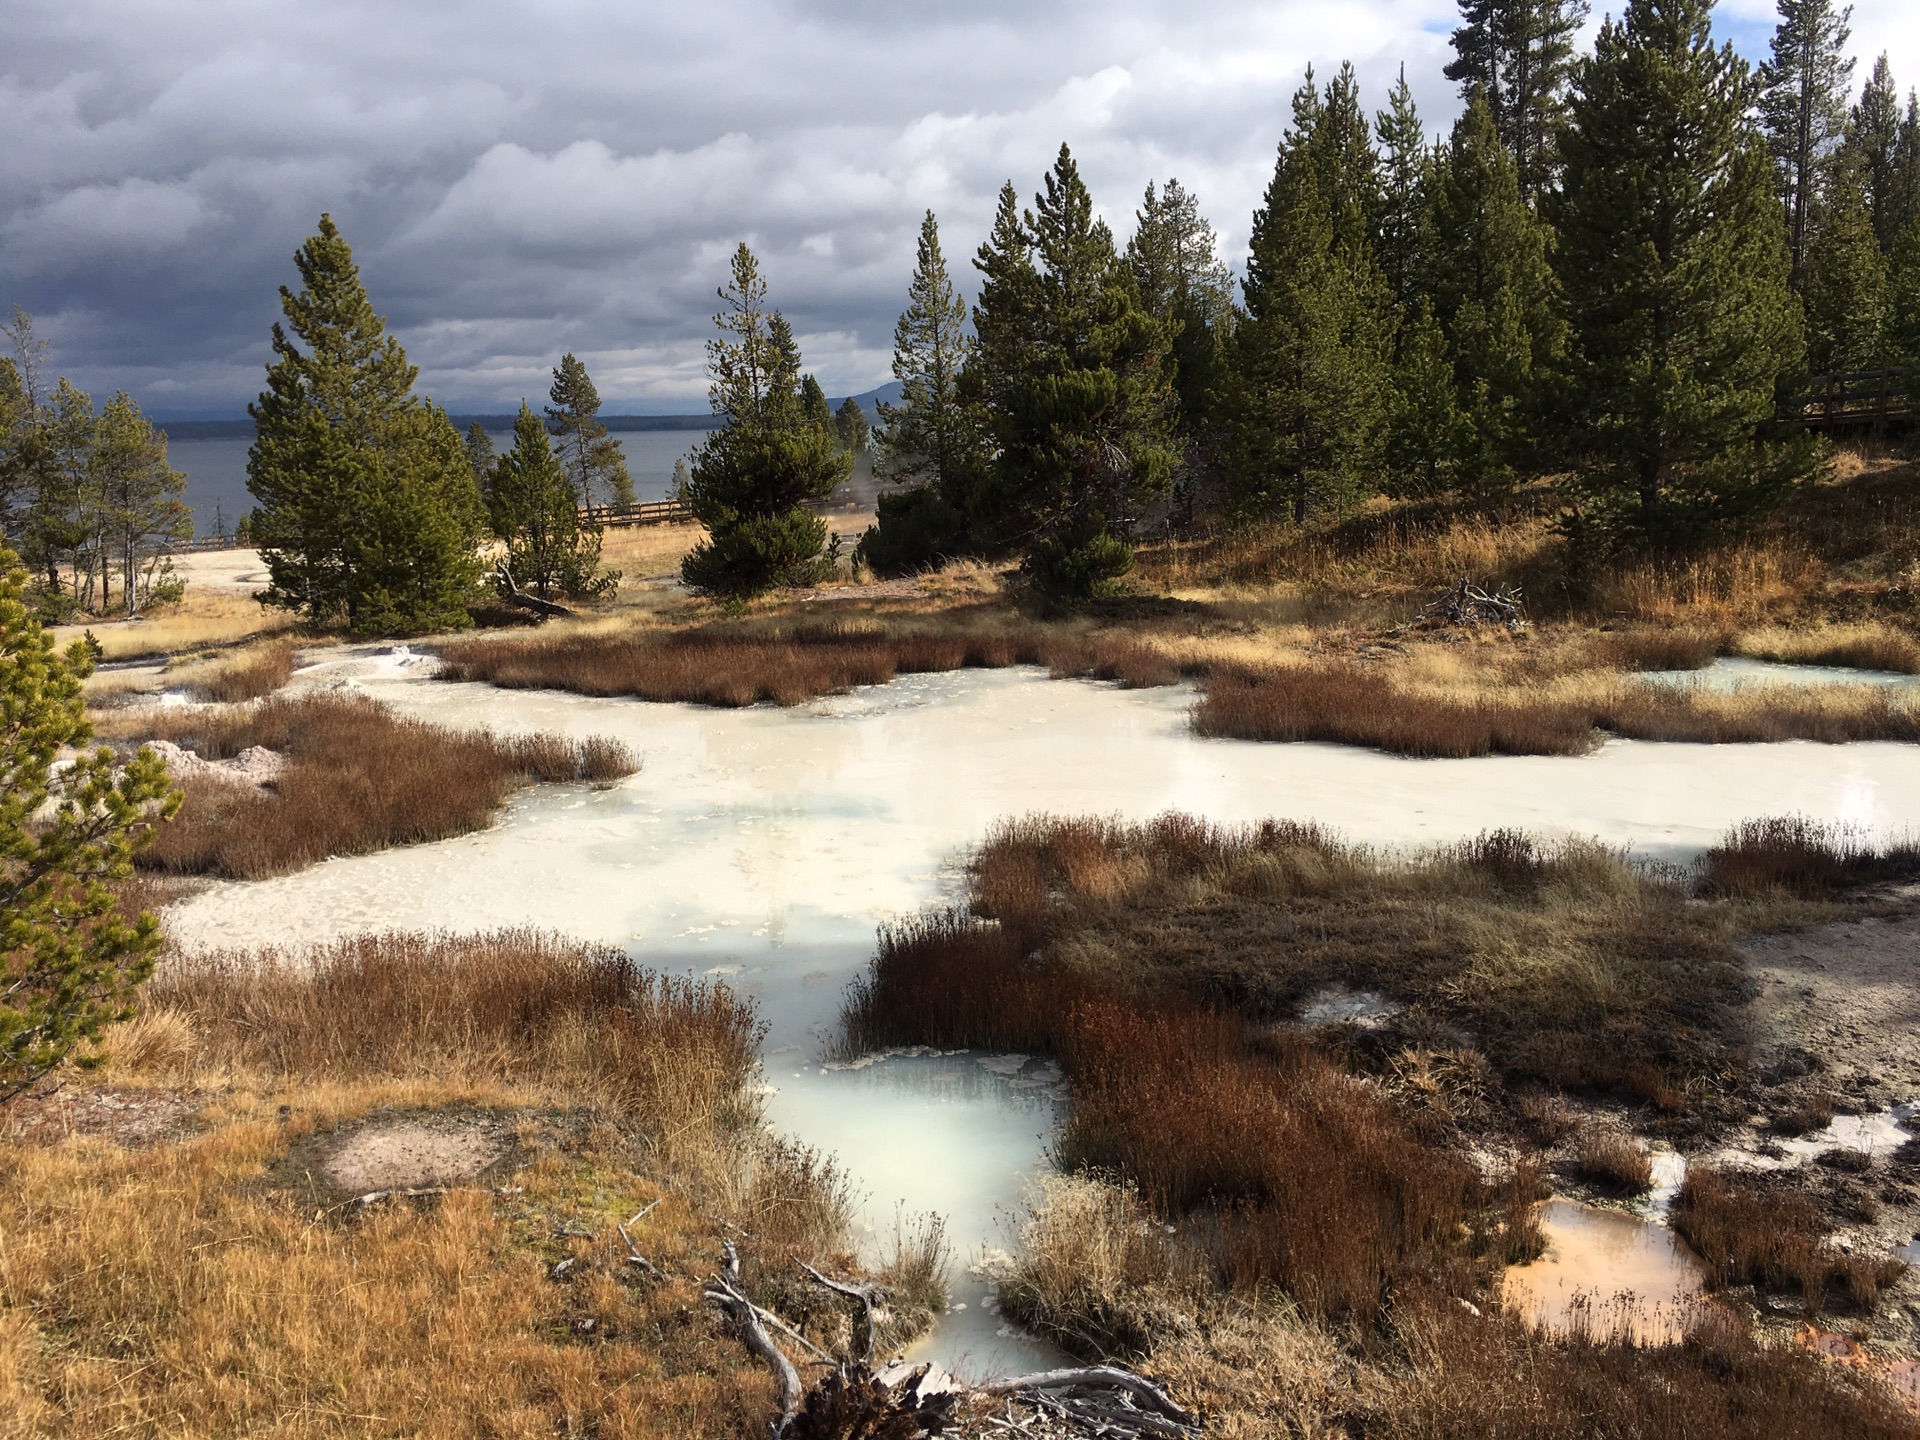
[183,640,297,702]
[1570,1127,1655,1194]
[1702,816,1920,899]
[135,692,637,879]
[1671,1165,1905,1314]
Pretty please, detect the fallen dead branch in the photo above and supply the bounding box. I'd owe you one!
[704,1244,1200,1438]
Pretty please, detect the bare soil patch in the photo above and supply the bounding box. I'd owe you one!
[2,1087,198,1148]
[318,1113,511,1195]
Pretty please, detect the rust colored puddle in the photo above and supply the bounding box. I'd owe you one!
[1503,1200,1708,1343]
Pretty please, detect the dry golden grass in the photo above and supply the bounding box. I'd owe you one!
[133,691,637,879]
[1734,622,1920,673]
[168,636,299,702]
[53,589,296,661]
[1570,1126,1655,1194]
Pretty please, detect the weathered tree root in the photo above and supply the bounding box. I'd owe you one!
[703,1246,1200,1439]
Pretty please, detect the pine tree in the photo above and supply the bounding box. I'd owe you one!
[975,146,1174,598]
[1553,0,1811,543]
[834,398,870,453]
[463,421,495,487]
[1300,64,1380,256]
[546,354,634,510]
[1444,0,1590,199]
[1424,91,1565,500]
[679,244,850,596]
[800,375,835,438]
[1845,55,1906,252]
[1374,68,1434,323]
[861,211,990,574]
[485,403,615,600]
[88,393,190,615]
[1804,158,1890,373]
[1759,0,1855,281]
[0,539,176,1095]
[1888,215,1920,370]
[1125,178,1235,434]
[1387,303,1472,496]
[1225,72,1393,523]
[248,215,484,634]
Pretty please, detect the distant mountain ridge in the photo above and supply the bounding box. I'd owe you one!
[155,382,905,441]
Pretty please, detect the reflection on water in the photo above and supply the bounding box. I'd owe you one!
[161,653,1920,1369]
[1502,1200,1709,1344]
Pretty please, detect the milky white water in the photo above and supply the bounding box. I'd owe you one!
[160,650,1920,1373]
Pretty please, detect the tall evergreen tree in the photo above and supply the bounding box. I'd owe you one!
[1374,67,1434,323]
[1758,0,1855,281]
[679,244,850,595]
[861,211,991,574]
[1126,178,1235,434]
[1422,91,1565,499]
[1226,71,1393,523]
[546,354,633,510]
[1445,0,1590,199]
[972,146,1174,598]
[247,214,484,634]
[463,421,495,488]
[485,403,614,600]
[1553,0,1811,543]
[1888,215,1920,369]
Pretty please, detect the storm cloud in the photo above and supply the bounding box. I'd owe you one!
[3,0,1915,413]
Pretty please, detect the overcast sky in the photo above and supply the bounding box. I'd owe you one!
[4,1,1916,417]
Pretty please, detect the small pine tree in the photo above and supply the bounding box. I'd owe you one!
[1845,55,1908,252]
[1554,0,1813,543]
[463,421,496,487]
[1759,0,1856,281]
[834,398,870,453]
[680,245,850,596]
[485,403,616,600]
[248,215,484,634]
[1126,178,1235,436]
[981,145,1175,598]
[861,211,990,575]
[1423,90,1565,500]
[89,392,191,614]
[1386,303,1471,497]
[800,375,835,437]
[546,354,634,510]
[0,540,177,1096]
[1374,68,1433,324]
[1882,213,1920,371]
[1804,158,1890,372]
[1225,71,1393,524]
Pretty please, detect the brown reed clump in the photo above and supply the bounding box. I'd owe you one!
[134,691,636,879]
[1702,815,1920,899]
[439,619,1184,708]
[1374,1295,1919,1440]
[151,929,761,1129]
[843,811,1743,1112]
[180,639,298,702]
[1670,1165,1906,1314]
[1570,1126,1655,1194]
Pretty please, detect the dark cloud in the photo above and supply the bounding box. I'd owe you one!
[2,0,1913,413]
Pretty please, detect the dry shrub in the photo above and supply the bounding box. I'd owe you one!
[1671,1165,1905,1314]
[440,619,1184,708]
[1586,628,1724,672]
[1570,1126,1654,1194]
[152,930,761,1132]
[1702,815,1920,899]
[135,691,636,878]
[180,639,298,702]
[999,1174,1196,1359]
[1737,623,1920,674]
[1196,661,1920,757]
[1379,1297,1917,1440]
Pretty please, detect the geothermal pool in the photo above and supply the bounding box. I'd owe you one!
[160,650,1920,1374]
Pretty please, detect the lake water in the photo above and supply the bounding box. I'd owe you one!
[157,654,1920,1374]
[164,430,704,539]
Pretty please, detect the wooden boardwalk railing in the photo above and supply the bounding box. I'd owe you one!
[579,499,695,528]
[1794,367,1914,429]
